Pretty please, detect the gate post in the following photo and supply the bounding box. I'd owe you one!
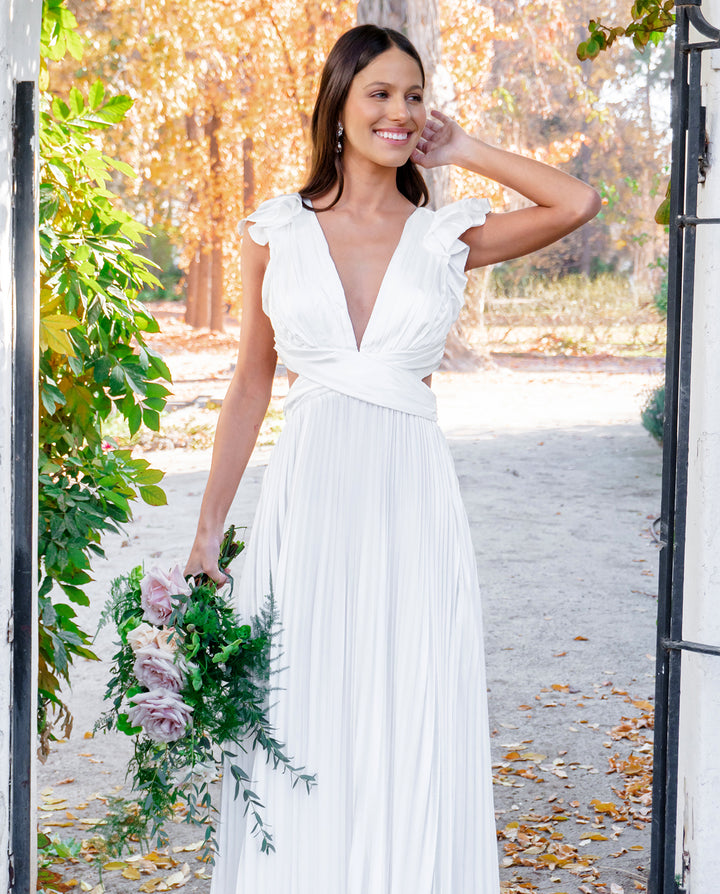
[1,0,42,890]
[675,2,720,889]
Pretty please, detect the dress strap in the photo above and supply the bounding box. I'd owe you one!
[282,347,438,421]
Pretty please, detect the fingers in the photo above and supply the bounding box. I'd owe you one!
[207,566,228,587]
[183,556,228,588]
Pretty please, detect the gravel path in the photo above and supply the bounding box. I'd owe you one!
[38,358,663,894]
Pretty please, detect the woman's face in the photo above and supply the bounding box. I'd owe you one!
[340,46,426,169]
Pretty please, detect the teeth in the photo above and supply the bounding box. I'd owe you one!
[376,131,409,141]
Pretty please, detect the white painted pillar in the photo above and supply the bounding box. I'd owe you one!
[1,0,42,889]
[676,1,720,890]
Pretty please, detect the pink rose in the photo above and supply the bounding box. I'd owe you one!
[133,645,186,692]
[140,565,191,626]
[127,689,193,743]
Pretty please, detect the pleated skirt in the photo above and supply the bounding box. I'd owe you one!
[210,387,500,894]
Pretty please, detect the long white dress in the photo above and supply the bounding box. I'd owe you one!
[210,192,500,894]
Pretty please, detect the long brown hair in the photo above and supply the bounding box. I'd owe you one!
[299,24,430,211]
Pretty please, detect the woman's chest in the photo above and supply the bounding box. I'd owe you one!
[262,211,458,355]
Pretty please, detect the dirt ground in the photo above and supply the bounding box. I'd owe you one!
[38,330,664,894]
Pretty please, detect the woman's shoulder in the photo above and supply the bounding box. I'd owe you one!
[238,193,304,245]
[421,196,492,257]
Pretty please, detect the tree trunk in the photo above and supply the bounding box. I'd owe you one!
[207,107,224,332]
[356,0,405,31]
[196,246,212,329]
[184,251,199,326]
[406,0,451,210]
[210,243,224,331]
[243,135,255,212]
[184,111,203,330]
[578,140,592,276]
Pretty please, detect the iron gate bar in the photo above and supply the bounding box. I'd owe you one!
[663,639,720,658]
[11,80,36,894]
[649,5,687,891]
[649,3,720,893]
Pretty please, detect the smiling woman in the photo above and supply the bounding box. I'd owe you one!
[184,22,600,894]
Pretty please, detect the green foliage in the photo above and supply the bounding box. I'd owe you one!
[649,255,668,317]
[642,384,665,445]
[577,1,675,60]
[38,0,172,756]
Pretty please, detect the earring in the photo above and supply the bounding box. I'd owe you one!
[336,122,344,154]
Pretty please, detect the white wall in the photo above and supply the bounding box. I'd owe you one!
[676,2,720,890]
[0,0,42,889]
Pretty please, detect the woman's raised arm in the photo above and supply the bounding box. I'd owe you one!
[184,226,276,583]
[412,110,602,270]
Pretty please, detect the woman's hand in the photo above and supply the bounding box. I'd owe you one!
[184,529,228,587]
[411,109,472,169]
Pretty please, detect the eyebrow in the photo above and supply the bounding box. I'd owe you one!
[363,80,424,91]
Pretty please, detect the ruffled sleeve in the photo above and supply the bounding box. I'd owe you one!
[422,196,492,314]
[238,192,303,246]
[422,196,491,257]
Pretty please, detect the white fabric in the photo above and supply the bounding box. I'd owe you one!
[211,192,499,894]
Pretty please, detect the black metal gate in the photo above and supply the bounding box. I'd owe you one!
[650,2,720,892]
[11,79,38,894]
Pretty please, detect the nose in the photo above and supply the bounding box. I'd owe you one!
[388,93,411,122]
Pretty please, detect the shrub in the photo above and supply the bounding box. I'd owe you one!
[641,384,665,445]
[38,0,171,755]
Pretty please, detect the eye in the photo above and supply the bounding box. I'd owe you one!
[371,90,388,99]
[408,93,424,103]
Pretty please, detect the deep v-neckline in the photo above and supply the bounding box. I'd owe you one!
[307,200,420,351]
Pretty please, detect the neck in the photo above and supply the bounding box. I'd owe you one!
[328,151,406,214]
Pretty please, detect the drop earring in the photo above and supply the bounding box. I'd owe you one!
[336,122,344,154]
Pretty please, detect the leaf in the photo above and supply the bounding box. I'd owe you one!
[134,467,165,485]
[116,712,142,736]
[138,880,162,893]
[40,314,78,355]
[69,86,85,116]
[139,484,168,506]
[94,94,133,124]
[89,80,105,110]
[590,799,618,814]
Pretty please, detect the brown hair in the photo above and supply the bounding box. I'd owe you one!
[299,24,429,211]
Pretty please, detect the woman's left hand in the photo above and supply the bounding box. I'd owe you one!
[411,109,470,169]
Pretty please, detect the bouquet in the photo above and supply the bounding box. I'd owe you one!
[95,525,316,861]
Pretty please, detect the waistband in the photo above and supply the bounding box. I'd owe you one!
[280,348,438,421]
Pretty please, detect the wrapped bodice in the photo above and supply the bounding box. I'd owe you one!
[240,192,491,421]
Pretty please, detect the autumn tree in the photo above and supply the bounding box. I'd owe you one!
[61,0,356,329]
[482,0,670,291]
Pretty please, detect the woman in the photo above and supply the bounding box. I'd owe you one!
[185,23,600,894]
